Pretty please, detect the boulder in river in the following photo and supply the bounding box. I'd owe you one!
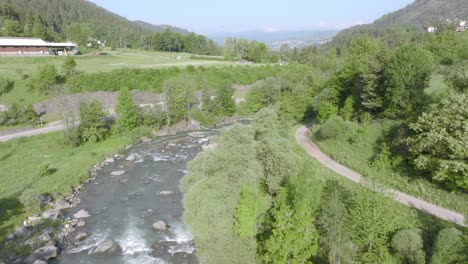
[39,194,52,207]
[151,240,178,256]
[159,190,175,196]
[141,136,152,142]
[33,260,47,264]
[54,197,71,210]
[42,209,62,220]
[152,220,169,231]
[73,209,91,219]
[77,220,86,227]
[74,232,88,243]
[104,157,115,163]
[110,170,126,176]
[24,216,42,226]
[126,154,136,161]
[13,226,31,239]
[89,239,121,255]
[25,246,58,264]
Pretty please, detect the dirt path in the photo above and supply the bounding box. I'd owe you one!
[0,121,74,142]
[296,125,466,226]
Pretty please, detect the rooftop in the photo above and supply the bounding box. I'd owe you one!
[0,38,77,47]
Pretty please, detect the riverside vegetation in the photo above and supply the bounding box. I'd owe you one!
[181,26,468,264]
[1,0,468,263]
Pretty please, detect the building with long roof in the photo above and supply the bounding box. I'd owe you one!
[0,38,78,56]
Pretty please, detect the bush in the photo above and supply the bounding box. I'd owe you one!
[391,229,425,264]
[0,77,14,96]
[0,104,37,126]
[60,128,82,147]
[359,112,373,124]
[35,164,51,178]
[317,116,346,140]
[19,189,40,211]
[27,64,59,94]
[317,101,338,124]
[340,97,355,121]
[79,100,109,143]
[140,107,167,129]
[129,126,153,142]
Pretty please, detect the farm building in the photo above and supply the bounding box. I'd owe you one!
[0,38,78,56]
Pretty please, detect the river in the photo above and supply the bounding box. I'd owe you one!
[51,129,219,264]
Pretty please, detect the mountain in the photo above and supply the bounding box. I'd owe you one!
[336,0,468,40]
[133,20,190,35]
[371,0,468,28]
[0,0,193,47]
[209,29,338,50]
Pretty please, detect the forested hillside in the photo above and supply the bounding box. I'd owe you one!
[334,0,468,44]
[0,0,218,54]
[134,20,189,35]
[373,0,468,28]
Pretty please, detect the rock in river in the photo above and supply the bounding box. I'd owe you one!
[152,220,169,231]
[89,239,121,255]
[104,157,115,163]
[42,209,62,220]
[73,209,91,219]
[74,232,88,243]
[25,246,58,264]
[125,154,136,161]
[110,170,126,176]
[39,194,52,207]
[159,190,175,196]
[54,197,71,210]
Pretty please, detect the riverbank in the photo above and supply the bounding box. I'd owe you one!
[0,117,243,262]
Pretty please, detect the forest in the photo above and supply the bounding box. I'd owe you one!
[180,25,468,264]
[0,0,216,53]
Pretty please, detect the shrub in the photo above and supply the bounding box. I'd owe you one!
[340,97,355,121]
[129,126,153,142]
[317,116,346,140]
[79,100,109,143]
[35,164,51,178]
[391,229,425,264]
[19,189,40,211]
[0,77,14,96]
[116,88,139,132]
[317,101,338,124]
[60,128,82,147]
[0,104,37,126]
[27,64,59,94]
[359,112,373,124]
[140,107,167,129]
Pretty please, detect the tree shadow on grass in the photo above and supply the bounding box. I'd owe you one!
[0,196,23,239]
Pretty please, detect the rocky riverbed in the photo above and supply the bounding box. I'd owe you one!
[2,128,220,264]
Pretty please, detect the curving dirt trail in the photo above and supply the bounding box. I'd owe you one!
[296,125,466,226]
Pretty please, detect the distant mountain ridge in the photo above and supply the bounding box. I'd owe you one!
[133,20,190,35]
[209,29,338,50]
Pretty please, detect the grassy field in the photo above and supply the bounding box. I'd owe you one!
[0,132,135,239]
[310,120,468,216]
[0,49,232,107]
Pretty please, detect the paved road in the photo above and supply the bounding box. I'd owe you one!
[296,125,466,226]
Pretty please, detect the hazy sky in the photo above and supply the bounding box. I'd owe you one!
[88,0,414,34]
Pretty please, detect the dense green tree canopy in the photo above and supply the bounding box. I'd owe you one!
[408,93,468,190]
[383,44,434,117]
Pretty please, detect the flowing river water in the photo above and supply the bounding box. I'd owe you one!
[51,129,219,264]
